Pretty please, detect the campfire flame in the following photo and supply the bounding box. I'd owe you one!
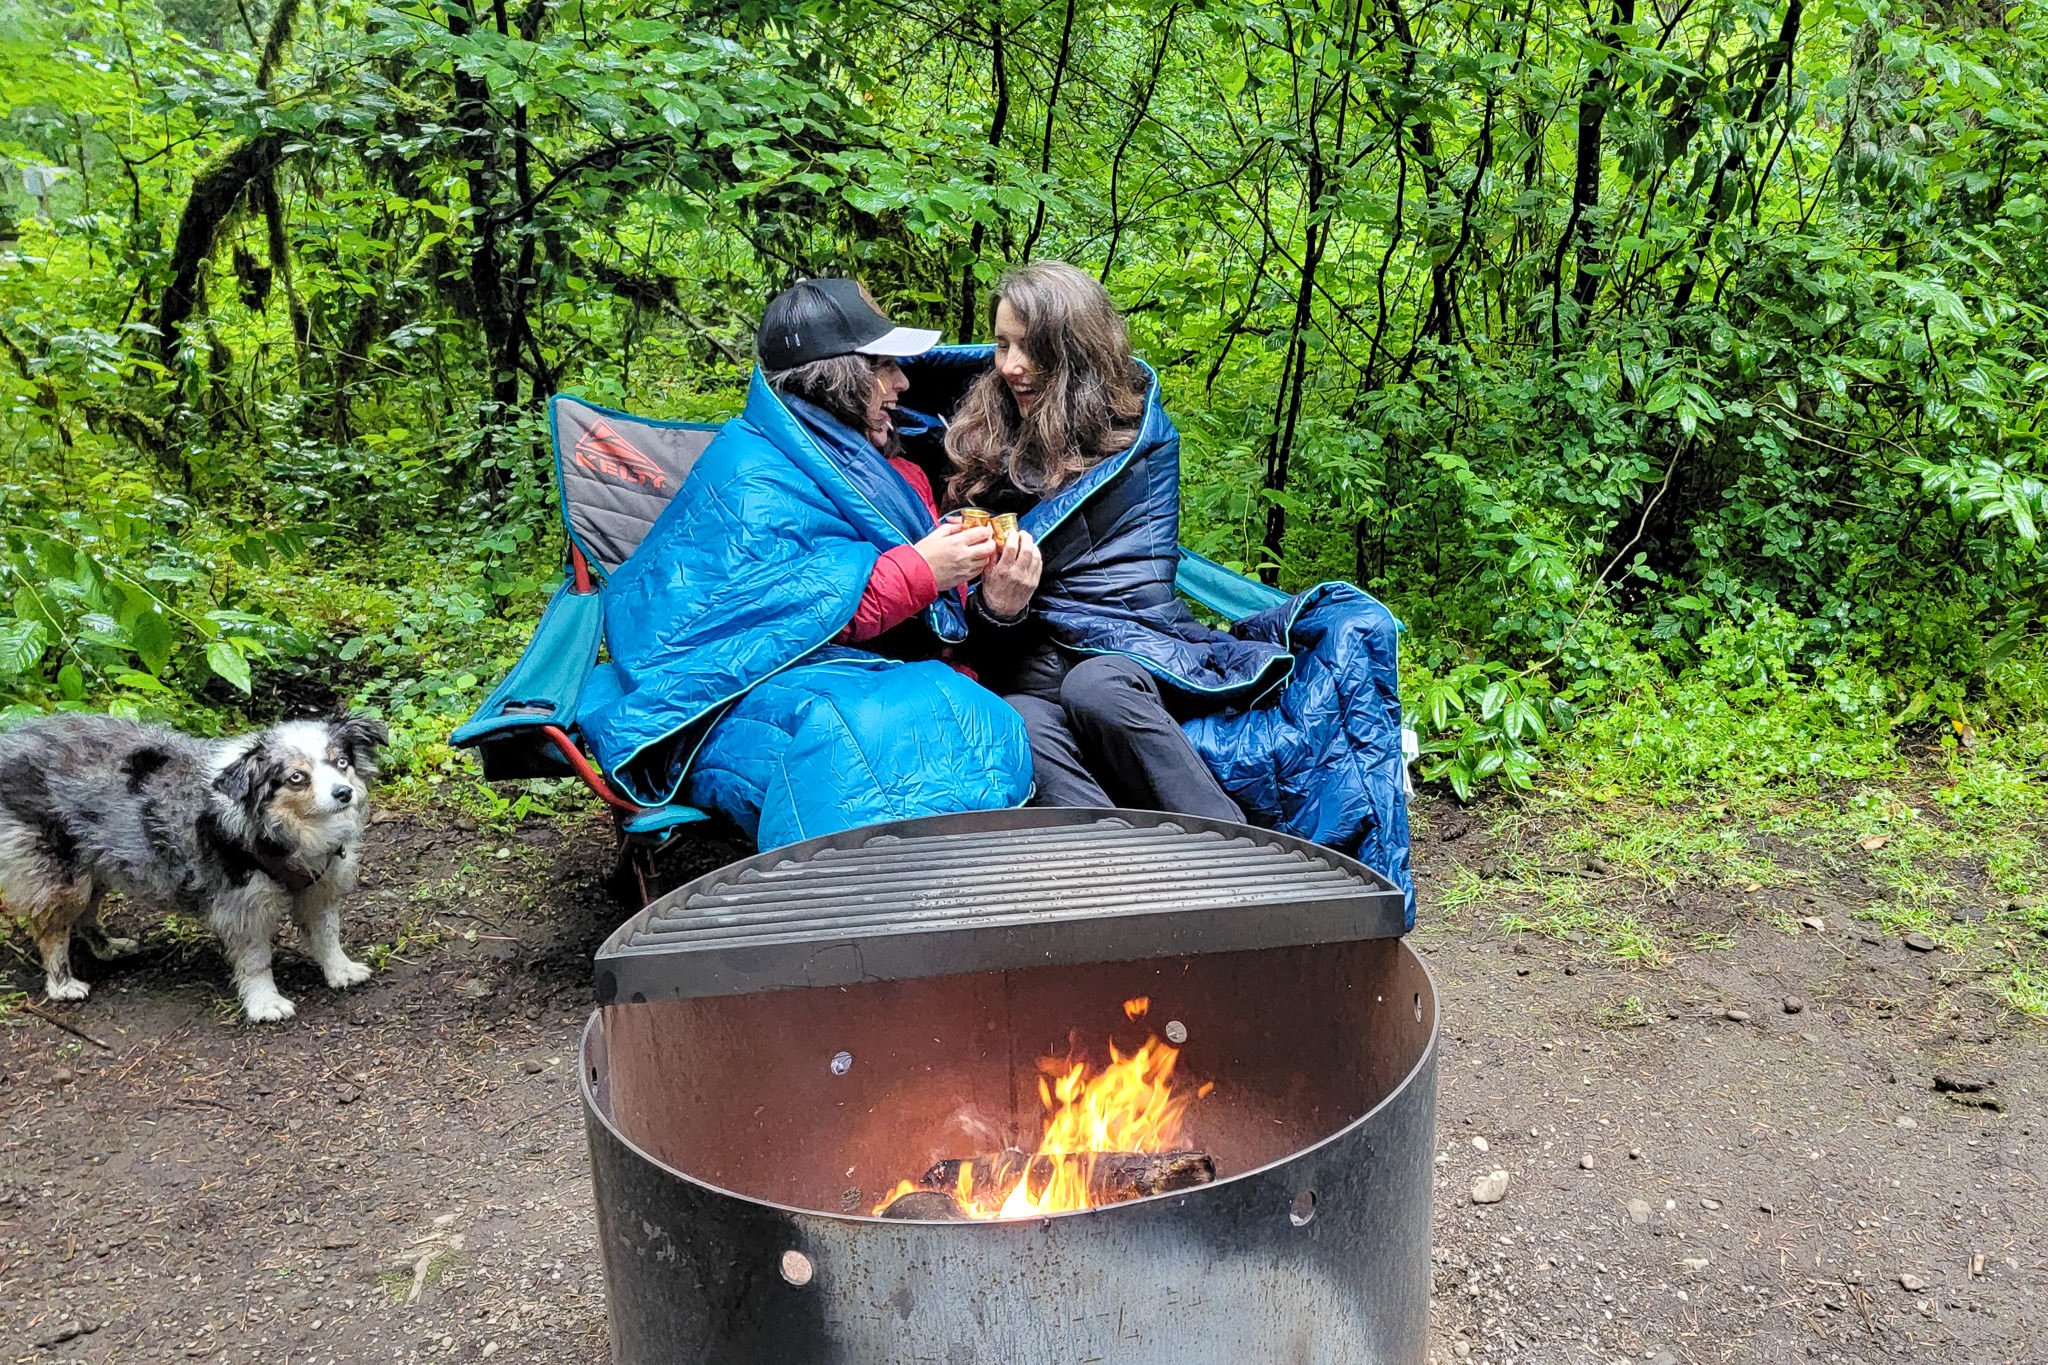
[874,995,1212,1220]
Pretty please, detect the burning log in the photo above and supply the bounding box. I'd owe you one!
[918,1148,1217,1207]
[877,1190,971,1220]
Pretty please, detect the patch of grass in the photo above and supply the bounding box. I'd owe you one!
[1516,701,2048,1022]
[1593,995,1656,1029]
[377,1247,458,1305]
[158,912,217,956]
[362,925,453,971]
[1501,881,1673,966]
[2004,967,2048,1019]
[1435,866,1495,915]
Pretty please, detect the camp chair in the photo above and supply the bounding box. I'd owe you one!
[454,394,1304,893]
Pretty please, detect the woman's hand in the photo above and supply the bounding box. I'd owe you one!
[979,530,1042,620]
[914,522,996,592]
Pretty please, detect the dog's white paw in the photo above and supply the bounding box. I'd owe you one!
[242,991,298,1024]
[45,977,90,1002]
[89,935,140,959]
[324,958,373,989]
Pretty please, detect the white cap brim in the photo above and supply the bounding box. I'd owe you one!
[855,326,943,358]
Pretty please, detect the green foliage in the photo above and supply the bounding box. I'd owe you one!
[0,0,2041,806]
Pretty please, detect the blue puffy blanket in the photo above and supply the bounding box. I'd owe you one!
[905,347,1415,918]
[576,372,1030,848]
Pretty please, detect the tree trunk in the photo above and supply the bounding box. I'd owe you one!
[1021,0,1078,260]
[1671,0,1804,311]
[958,15,1010,342]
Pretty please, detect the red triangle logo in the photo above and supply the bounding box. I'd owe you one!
[573,418,669,492]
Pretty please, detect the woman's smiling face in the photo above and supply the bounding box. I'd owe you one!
[992,299,1041,412]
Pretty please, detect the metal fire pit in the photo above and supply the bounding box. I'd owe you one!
[582,810,1438,1364]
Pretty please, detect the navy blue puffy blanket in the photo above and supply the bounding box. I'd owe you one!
[908,347,1415,918]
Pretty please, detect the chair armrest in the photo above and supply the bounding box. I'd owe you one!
[1174,547,1290,623]
[452,581,604,751]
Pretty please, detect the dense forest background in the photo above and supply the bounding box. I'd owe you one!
[0,0,2043,803]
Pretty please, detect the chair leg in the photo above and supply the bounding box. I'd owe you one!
[607,816,660,909]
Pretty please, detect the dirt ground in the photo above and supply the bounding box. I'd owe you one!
[2,796,2041,1363]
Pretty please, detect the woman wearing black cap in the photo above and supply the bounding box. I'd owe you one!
[754,278,1042,665]
[578,278,1039,849]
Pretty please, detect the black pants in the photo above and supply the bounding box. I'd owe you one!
[1006,655,1244,822]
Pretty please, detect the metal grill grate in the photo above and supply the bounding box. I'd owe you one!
[596,809,1407,1003]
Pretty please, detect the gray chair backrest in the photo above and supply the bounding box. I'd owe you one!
[552,395,720,576]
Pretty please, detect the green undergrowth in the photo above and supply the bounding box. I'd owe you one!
[1456,661,2048,1016]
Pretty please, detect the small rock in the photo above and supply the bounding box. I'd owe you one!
[1895,1115,1917,1128]
[1453,1343,1472,1360]
[1700,1197,1721,1209]
[1472,1136,1489,1153]
[1723,1007,1751,1022]
[1903,932,1939,953]
[1579,1154,1595,1170]
[1649,1349,1679,1365]
[1783,996,1805,1014]
[1680,1257,1710,1272]
[1584,855,1614,876]
[51,1067,74,1086]
[1629,1147,1642,1160]
[1800,916,1826,930]
[1627,1198,1652,1225]
[1899,1273,1927,1292]
[35,1321,91,1348]
[1759,1202,1774,1214]
[521,1060,544,1075]
[1471,1170,1510,1204]
[1933,1071,1992,1093]
[455,978,495,1001]
[1971,1252,1986,1277]
[1858,833,1889,851]
[333,1083,360,1105]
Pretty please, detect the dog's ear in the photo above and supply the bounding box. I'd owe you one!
[329,710,388,777]
[212,740,274,816]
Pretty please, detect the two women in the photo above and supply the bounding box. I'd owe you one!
[584,263,1410,906]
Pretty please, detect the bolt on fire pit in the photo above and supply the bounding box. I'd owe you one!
[583,809,1438,1364]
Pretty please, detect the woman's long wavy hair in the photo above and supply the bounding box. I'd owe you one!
[945,261,1149,506]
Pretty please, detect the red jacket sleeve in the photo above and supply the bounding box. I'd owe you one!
[837,544,939,643]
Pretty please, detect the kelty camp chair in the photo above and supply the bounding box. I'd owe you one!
[454,393,1308,894]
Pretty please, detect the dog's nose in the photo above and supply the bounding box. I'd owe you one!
[332,785,354,805]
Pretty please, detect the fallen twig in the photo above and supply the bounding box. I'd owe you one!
[19,1002,114,1051]
[491,1093,577,1137]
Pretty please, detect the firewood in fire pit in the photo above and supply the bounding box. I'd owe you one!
[877,1190,971,1220]
[919,1149,1217,1206]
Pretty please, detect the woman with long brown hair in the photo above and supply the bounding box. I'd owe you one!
[944,261,1264,821]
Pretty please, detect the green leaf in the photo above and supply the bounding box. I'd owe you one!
[131,609,173,675]
[0,619,48,676]
[207,641,252,694]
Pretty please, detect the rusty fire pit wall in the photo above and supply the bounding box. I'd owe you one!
[580,938,1439,1365]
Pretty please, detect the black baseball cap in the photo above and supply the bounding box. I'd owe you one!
[756,277,942,370]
